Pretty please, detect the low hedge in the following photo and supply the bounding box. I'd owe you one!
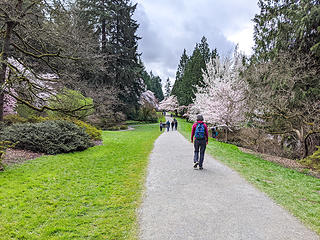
[1,120,93,154]
[106,125,128,131]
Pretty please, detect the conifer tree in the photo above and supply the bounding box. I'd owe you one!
[104,0,143,111]
[141,69,164,101]
[171,49,188,100]
[164,78,172,98]
[171,37,218,106]
[198,36,211,63]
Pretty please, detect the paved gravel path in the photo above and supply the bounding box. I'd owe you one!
[138,122,319,240]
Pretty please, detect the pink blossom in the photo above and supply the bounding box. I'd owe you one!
[3,94,17,115]
[188,48,248,127]
[159,95,179,112]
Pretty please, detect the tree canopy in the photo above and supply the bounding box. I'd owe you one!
[171,36,218,106]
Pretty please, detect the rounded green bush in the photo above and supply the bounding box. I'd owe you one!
[1,120,93,154]
[72,119,102,141]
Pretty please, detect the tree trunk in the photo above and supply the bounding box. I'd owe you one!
[294,127,306,159]
[101,0,106,52]
[225,128,228,142]
[0,21,14,122]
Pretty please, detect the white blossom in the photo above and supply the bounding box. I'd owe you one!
[188,49,248,127]
[139,90,159,109]
[159,95,179,112]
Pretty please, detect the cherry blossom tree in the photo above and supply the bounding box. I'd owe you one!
[3,93,16,115]
[159,95,179,112]
[139,90,159,110]
[188,48,248,128]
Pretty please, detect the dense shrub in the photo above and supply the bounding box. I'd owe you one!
[105,125,128,131]
[27,116,50,123]
[72,119,102,141]
[3,114,28,125]
[135,107,158,123]
[1,120,93,154]
[300,146,320,171]
[88,112,126,129]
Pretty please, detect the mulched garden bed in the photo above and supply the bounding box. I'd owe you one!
[3,149,44,166]
[3,140,103,167]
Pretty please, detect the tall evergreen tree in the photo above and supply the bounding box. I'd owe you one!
[164,78,172,98]
[104,0,143,111]
[253,0,320,61]
[76,0,143,114]
[178,46,206,105]
[141,68,164,101]
[172,37,218,106]
[198,36,211,63]
[171,49,188,99]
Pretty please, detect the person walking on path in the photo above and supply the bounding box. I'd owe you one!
[166,120,170,132]
[174,118,178,130]
[171,121,174,131]
[191,114,208,170]
[160,122,163,132]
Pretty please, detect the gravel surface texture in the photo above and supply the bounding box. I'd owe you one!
[139,120,319,240]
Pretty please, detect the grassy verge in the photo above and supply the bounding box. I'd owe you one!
[177,118,320,235]
[0,124,161,240]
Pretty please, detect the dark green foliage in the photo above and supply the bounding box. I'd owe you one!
[105,125,129,131]
[171,36,218,105]
[103,0,143,111]
[1,120,93,154]
[177,47,206,105]
[164,78,171,98]
[141,69,164,101]
[171,49,189,101]
[253,0,320,60]
[247,0,320,158]
[75,0,143,115]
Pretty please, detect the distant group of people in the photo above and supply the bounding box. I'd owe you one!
[159,118,178,132]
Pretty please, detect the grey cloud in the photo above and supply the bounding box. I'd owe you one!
[133,0,259,81]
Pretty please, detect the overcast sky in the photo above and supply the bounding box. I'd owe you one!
[133,0,260,85]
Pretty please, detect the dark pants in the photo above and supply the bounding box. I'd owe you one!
[193,139,206,167]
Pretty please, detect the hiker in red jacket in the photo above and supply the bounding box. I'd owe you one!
[191,115,209,170]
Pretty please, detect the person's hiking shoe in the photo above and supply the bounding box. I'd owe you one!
[199,167,203,170]
[193,162,199,168]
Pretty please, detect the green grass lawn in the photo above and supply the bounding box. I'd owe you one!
[178,118,320,235]
[0,124,161,240]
